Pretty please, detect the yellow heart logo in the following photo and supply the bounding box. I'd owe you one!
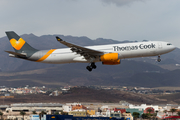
[10,38,26,50]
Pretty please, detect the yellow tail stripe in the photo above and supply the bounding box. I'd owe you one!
[37,49,56,62]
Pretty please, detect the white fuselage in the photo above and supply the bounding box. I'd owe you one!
[39,41,175,64]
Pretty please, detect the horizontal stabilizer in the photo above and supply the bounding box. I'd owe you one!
[5,51,26,57]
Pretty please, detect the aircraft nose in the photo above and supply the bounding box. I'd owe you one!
[171,44,176,51]
[172,44,176,50]
[166,42,176,52]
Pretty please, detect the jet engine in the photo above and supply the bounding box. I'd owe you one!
[100,53,121,65]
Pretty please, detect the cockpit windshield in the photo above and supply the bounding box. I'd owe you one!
[167,43,172,45]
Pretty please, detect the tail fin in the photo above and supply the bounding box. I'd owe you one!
[5,31,38,53]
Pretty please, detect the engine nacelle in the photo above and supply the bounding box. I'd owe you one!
[102,59,120,65]
[100,53,121,65]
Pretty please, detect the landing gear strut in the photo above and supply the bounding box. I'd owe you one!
[86,62,97,72]
[157,55,161,62]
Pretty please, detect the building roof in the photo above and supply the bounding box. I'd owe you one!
[0,105,9,108]
[11,103,63,107]
[165,116,180,119]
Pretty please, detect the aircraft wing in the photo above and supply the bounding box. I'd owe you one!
[56,37,104,58]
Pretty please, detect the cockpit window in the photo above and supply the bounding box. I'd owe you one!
[167,43,172,45]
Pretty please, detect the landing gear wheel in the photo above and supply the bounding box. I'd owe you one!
[86,62,97,71]
[157,56,161,62]
[91,62,97,69]
[157,59,161,62]
[86,66,92,72]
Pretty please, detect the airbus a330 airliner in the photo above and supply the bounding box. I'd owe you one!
[5,31,176,71]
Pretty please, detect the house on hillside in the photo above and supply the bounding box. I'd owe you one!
[87,110,96,116]
[72,104,87,111]
[68,109,87,117]
[126,108,144,117]
[129,104,158,111]
[144,107,155,114]
[114,108,126,114]
[122,112,133,120]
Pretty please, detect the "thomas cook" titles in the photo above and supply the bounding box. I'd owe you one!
[113,43,156,51]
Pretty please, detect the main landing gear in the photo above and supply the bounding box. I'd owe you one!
[86,62,97,72]
[157,55,161,62]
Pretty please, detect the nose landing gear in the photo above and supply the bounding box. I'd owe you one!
[86,62,97,72]
[157,55,161,62]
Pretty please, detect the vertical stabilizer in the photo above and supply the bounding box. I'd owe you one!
[5,31,38,54]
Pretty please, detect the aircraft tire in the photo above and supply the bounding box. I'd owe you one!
[86,66,92,71]
[91,63,97,69]
[157,56,161,62]
[157,59,161,62]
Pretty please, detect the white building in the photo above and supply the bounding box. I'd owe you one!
[6,103,63,112]
[63,103,82,112]
[63,105,72,112]
[129,104,159,111]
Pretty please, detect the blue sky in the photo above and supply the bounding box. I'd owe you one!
[1,0,180,47]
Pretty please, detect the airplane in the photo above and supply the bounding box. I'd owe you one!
[5,31,176,72]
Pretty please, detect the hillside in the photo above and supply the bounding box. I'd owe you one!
[157,92,180,104]
[0,34,180,88]
[0,60,179,88]
[0,87,171,105]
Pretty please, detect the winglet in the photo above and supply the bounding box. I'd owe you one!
[56,36,63,41]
